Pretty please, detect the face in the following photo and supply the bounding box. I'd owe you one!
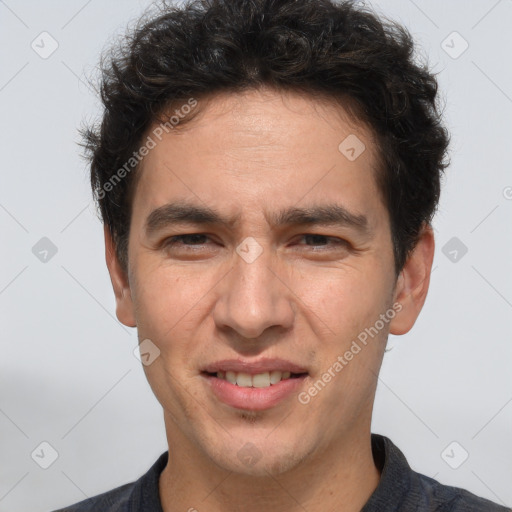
[107,88,432,477]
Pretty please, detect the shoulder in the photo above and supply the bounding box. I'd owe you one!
[51,482,134,512]
[51,451,168,512]
[414,471,511,512]
[368,435,510,512]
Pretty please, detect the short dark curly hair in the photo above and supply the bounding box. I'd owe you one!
[82,0,449,276]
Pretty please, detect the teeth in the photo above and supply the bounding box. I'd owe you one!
[252,372,270,388]
[214,370,297,387]
[269,370,282,384]
[236,372,252,387]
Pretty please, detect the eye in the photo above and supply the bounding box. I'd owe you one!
[295,234,349,250]
[163,233,211,248]
[160,233,350,258]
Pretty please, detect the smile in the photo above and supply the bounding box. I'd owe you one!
[205,370,305,388]
[201,371,308,411]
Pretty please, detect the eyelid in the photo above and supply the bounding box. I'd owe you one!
[162,233,349,248]
[163,233,211,246]
[293,234,350,249]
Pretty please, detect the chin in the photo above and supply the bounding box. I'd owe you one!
[208,435,311,477]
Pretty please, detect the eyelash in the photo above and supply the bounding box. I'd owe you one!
[162,233,349,251]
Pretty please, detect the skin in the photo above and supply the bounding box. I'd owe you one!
[105,87,434,512]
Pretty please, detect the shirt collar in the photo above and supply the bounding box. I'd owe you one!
[129,434,409,511]
[361,434,413,511]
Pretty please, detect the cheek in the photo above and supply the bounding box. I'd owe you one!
[131,262,210,340]
[305,262,393,340]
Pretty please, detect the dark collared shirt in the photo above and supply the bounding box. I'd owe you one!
[53,434,510,511]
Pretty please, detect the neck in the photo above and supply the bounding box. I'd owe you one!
[159,422,381,512]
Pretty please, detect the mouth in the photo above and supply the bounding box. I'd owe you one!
[200,359,309,411]
[201,370,308,388]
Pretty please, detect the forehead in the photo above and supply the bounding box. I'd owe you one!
[131,88,386,230]
[161,88,375,155]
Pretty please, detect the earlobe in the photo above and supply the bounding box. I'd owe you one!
[104,225,137,328]
[389,224,435,336]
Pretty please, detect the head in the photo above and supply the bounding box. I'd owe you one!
[84,0,449,476]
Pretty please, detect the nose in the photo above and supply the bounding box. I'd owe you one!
[212,244,295,340]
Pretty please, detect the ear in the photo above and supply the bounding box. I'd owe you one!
[104,225,136,328]
[389,223,435,335]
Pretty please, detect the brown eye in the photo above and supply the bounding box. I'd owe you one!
[297,234,348,249]
[164,234,210,247]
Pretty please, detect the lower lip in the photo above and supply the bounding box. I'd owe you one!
[202,373,307,411]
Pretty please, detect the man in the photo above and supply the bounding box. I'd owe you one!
[55,0,510,510]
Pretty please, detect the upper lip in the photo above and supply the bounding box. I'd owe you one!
[202,358,308,375]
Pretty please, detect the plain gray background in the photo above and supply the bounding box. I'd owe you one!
[1,0,511,510]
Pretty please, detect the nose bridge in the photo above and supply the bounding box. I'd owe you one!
[213,239,293,339]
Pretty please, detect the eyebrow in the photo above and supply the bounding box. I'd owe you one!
[145,200,371,237]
